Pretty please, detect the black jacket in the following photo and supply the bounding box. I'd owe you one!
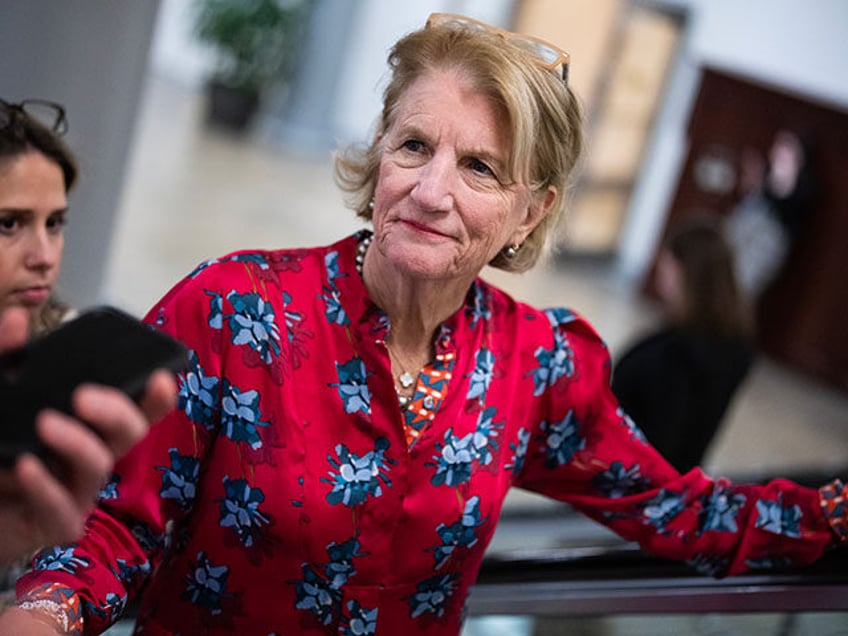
[612,327,754,474]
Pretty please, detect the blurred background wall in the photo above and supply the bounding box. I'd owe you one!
[0,0,160,307]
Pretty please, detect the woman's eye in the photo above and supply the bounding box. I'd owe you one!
[46,211,67,233]
[0,216,19,234]
[469,158,495,178]
[402,139,425,153]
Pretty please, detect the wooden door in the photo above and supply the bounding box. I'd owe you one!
[656,68,848,393]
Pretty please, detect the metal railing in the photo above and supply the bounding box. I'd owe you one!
[469,544,848,617]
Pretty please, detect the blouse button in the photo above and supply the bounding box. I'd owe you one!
[423,396,435,409]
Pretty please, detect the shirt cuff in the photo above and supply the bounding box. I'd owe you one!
[16,581,84,635]
[819,478,848,544]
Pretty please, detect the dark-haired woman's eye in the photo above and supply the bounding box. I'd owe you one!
[46,211,67,234]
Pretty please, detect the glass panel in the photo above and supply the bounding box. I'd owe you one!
[564,188,628,253]
[564,4,680,254]
[463,612,848,635]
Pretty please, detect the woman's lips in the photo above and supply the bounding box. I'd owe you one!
[402,219,450,238]
[14,286,51,306]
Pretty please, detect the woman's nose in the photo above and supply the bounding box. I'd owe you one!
[411,154,455,211]
[24,229,61,270]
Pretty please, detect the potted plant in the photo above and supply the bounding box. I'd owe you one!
[192,0,312,131]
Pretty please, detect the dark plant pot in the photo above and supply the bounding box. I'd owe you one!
[205,81,260,132]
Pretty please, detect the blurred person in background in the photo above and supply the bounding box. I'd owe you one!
[612,218,754,473]
[0,99,176,594]
[726,128,817,304]
[3,15,846,636]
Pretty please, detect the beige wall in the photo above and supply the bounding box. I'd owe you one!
[513,0,622,111]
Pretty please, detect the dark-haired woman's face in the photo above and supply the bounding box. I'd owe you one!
[656,249,685,320]
[0,150,67,318]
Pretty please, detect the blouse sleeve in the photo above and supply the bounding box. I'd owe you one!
[16,266,226,633]
[513,314,842,577]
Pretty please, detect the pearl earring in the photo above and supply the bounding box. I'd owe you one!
[504,243,521,258]
[368,199,375,211]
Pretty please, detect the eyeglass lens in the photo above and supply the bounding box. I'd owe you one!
[0,99,67,135]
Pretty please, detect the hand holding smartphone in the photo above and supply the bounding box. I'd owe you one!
[0,306,188,466]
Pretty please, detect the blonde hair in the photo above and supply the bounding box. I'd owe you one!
[334,18,583,272]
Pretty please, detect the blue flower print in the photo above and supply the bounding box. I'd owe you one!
[545,307,578,328]
[408,573,459,619]
[322,287,349,327]
[431,496,485,569]
[325,250,342,282]
[33,546,89,574]
[539,410,585,468]
[471,407,502,466]
[593,461,650,498]
[342,600,377,636]
[466,348,494,402]
[429,429,476,487]
[698,487,747,535]
[321,251,350,326]
[282,290,303,343]
[82,593,126,624]
[293,537,365,625]
[466,282,491,328]
[331,357,372,415]
[294,565,339,625]
[129,518,167,554]
[226,291,281,364]
[109,558,152,587]
[103,592,126,618]
[217,476,270,547]
[188,257,220,279]
[221,379,269,449]
[506,428,531,475]
[642,489,685,533]
[182,551,230,615]
[98,473,120,501]
[530,327,574,396]
[754,497,802,538]
[206,290,224,330]
[157,448,200,511]
[188,253,269,279]
[427,410,500,486]
[179,350,221,430]
[323,438,394,507]
[325,537,366,589]
[618,408,648,444]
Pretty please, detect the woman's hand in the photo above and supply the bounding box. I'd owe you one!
[0,308,177,563]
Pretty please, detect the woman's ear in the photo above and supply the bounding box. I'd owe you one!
[513,186,557,244]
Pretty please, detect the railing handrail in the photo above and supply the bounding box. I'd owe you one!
[470,543,848,616]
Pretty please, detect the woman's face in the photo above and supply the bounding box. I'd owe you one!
[0,150,67,318]
[655,249,685,319]
[371,67,553,283]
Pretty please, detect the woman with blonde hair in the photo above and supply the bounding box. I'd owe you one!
[5,15,845,636]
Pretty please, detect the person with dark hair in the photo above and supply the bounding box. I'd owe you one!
[612,219,754,473]
[0,99,78,333]
[0,99,176,568]
[726,128,816,302]
[3,16,845,636]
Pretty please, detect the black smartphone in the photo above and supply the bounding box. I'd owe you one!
[0,306,189,466]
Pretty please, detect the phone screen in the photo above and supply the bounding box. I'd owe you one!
[0,306,188,465]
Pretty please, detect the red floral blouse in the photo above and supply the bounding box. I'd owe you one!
[18,232,841,635]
